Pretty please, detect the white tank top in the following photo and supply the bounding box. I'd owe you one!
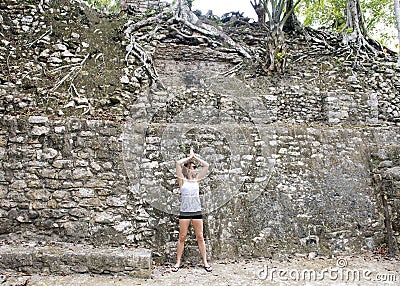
[180,179,201,213]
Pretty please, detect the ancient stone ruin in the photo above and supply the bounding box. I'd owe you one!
[0,0,399,278]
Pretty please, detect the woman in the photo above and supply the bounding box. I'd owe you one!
[173,147,212,272]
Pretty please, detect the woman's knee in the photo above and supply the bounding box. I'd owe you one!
[196,233,204,242]
[178,233,187,243]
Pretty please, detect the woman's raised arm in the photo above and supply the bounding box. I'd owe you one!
[176,149,194,182]
[194,154,209,180]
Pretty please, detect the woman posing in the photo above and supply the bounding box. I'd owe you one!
[173,147,212,272]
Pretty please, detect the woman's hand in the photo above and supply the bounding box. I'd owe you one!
[189,147,195,158]
[177,147,195,165]
[191,148,209,168]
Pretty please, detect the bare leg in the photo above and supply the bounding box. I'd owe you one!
[192,218,210,268]
[175,219,191,268]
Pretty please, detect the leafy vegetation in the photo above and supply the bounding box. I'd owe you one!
[297,0,396,49]
[84,0,121,13]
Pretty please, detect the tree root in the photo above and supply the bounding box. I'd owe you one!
[125,34,164,89]
[221,62,243,76]
[346,34,384,69]
[302,27,337,51]
[51,53,90,92]
[138,25,162,42]
[124,11,171,34]
[122,1,254,88]
[169,16,252,59]
[169,25,213,45]
[344,32,378,55]
[25,27,52,48]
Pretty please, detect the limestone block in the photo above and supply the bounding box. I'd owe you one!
[40,169,58,179]
[9,180,27,190]
[53,43,68,51]
[32,126,50,136]
[28,116,48,124]
[74,188,95,198]
[384,166,400,180]
[0,185,8,198]
[106,196,126,207]
[26,189,51,201]
[72,168,93,180]
[53,159,73,169]
[94,212,114,224]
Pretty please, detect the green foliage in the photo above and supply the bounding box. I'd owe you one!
[344,27,353,34]
[297,0,396,49]
[363,0,392,31]
[362,0,397,48]
[84,0,121,13]
[298,0,346,31]
[275,52,285,62]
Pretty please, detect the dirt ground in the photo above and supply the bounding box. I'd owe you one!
[2,255,399,286]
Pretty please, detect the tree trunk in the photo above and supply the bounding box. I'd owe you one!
[250,0,266,26]
[172,0,199,24]
[342,0,381,58]
[343,0,366,45]
[261,0,297,73]
[264,23,286,73]
[394,0,400,66]
[343,0,364,44]
[283,0,301,31]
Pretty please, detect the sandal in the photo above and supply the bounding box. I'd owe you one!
[204,265,213,272]
[171,265,180,272]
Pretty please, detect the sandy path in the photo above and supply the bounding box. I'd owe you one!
[2,255,399,286]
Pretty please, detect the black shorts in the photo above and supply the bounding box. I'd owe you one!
[179,211,203,220]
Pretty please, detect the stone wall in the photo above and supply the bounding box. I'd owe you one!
[122,77,399,259]
[0,0,399,265]
[1,97,399,261]
[0,117,133,245]
[370,146,400,254]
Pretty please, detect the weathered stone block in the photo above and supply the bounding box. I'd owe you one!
[28,116,48,124]
[74,188,95,198]
[0,244,151,278]
[32,126,50,136]
[72,168,93,180]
